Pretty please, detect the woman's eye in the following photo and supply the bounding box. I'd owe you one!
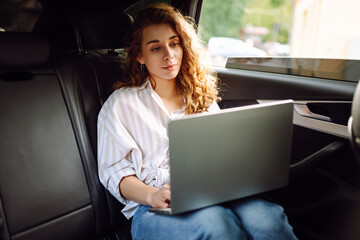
[151,47,160,52]
[171,42,179,47]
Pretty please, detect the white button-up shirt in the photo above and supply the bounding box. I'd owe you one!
[97,79,219,219]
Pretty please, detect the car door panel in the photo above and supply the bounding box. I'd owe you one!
[216,67,355,99]
[215,65,360,240]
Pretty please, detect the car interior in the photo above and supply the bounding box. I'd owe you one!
[0,0,360,240]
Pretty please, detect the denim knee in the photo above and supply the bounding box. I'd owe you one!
[131,205,247,240]
[230,198,298,240]
[191,206,246,240]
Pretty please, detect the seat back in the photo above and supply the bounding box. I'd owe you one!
[0,32,96,240]
[51,8,133,238]
[0,6,133,239]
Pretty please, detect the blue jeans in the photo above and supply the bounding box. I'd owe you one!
[131,197,298,240]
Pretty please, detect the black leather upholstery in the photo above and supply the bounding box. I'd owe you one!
[60,9,133,238]
[52,8,133,239]
[0,32,50,68]
[69,9,132,49]
[0,32,96,240]
[52,51,130,238]
[0,7,133,239]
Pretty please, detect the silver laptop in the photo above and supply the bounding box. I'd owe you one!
[149,100,293,215]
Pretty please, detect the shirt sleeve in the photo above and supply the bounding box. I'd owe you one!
[97,95,137,206]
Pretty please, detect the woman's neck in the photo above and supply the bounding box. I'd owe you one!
[150,76,184,114]
[151,77,181,100]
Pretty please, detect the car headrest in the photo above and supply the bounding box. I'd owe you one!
[69,9,133,50]
[0,32,50,69]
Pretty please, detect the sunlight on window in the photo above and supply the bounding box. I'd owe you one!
[199,0,360,67]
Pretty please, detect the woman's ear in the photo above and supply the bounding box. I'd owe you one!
[137,53,145,65]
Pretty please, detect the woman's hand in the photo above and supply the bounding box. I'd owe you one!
[119,176,171,208]
[148,183,171,208]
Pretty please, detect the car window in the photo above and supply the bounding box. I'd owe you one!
[0,0,42,32]
[199,0,360,68]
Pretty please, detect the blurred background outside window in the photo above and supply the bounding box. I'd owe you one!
[199,0,360,67]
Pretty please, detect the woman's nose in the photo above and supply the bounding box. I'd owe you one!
[163,46,174,60]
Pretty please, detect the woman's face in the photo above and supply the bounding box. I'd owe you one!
[137,23,183,84]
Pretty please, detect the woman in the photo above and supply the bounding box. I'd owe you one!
[98,3,297,240]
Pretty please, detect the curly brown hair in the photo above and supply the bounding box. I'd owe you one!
[114,3,220,114]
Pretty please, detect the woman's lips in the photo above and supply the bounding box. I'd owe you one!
[162,65,176,71]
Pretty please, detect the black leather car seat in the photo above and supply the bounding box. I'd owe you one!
[51,8,133,240]
[0,7,133,240]
[0,32,97,240]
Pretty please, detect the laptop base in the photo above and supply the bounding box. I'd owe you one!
[149,207,172,215]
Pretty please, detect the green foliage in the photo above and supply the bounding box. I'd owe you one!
[270,0,285,7]
[198,0,251,44]
[199,0,292,45]
[243,0,292,43]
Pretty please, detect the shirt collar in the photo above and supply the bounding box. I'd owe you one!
[137,78,152,91]
[140,77,186,117]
